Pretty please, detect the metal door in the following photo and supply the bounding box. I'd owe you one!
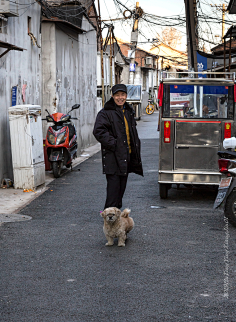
[30,114,44,165]
[174,120,221,171]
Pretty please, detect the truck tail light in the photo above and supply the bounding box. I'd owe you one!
[224,123,231,139]
[218,159,229,173]
[164,121,171,143]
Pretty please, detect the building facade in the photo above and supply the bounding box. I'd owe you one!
[0,0,98,182]
[0,0,42,180]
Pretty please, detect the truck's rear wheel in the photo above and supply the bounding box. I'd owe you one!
[159,183,168,199]
[225,191,236,227]
[52,161,62,178]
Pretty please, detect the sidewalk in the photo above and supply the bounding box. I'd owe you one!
[0,143,101,220]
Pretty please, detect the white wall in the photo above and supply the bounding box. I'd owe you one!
[0,1,42,180]
[97,52,115,87]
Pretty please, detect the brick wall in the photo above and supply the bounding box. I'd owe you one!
[119,43,157,68]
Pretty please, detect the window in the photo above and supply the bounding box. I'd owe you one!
[0,18,7,34]
[163,84,234,119]
[0,0,18,17]
[126,85,142,101]
[28,16,31,34]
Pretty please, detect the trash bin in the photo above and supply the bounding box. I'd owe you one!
[8,105,45,190]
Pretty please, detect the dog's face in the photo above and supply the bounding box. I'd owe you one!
[101,207,121,224]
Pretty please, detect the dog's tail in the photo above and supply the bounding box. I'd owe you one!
[121,208,131,218]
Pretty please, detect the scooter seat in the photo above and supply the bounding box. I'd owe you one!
[218,150,236,159]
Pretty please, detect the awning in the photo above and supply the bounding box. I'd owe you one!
[0,40,26,58]
[42,17,86,33]
[223,26,236,40]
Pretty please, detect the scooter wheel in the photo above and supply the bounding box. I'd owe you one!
[225,191,236,227]
[52,161,62,178]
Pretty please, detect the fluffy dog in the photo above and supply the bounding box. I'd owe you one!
[100,207,134,247]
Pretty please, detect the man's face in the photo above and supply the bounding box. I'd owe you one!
[112,91,127,108]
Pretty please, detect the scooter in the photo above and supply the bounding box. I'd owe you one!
[214,137,236,227]
[43,104,80,178]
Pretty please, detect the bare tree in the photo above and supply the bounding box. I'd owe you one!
[161,27,182,49]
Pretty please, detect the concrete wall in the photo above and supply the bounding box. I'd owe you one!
[0,1,42,180]
[77,16,97,150]
[141,91,149,114]
[120,65,129,84]
[41,22,57,130]
[41,16,97,151]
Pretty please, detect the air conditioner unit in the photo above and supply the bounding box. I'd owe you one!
[145,57,153,65]
[0,0,18,17]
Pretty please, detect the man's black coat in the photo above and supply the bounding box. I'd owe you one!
[93,97,143,176]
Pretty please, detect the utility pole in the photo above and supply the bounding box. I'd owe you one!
[222,4,225,42]
[129,2,143,84]
[211,3,226,42]
[184,0,198,72]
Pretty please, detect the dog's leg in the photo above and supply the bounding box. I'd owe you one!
[105,235,114,246]
[118,234,126,247]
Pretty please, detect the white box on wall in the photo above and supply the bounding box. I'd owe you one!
[9,105,45,190]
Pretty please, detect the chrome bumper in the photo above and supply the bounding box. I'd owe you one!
[158,170,222,185]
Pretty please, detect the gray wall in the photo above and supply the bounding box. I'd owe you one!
[120,65,129,84]
[41,22,57,128]
[42,16,97,151]
[77,17,99,150]
[0,1,42,180]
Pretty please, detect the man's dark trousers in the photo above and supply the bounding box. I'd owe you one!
[104,174,128,209]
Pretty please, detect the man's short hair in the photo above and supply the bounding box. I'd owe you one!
[112,84,127,95]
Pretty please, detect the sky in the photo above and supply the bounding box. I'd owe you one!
[99,0,185,43]
[97,0,231,53]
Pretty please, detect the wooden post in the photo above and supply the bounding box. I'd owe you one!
[109,27,113,90]
[97,0,105,106]
[222,4,225,43]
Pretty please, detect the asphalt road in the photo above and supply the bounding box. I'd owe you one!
[1,112,236,321]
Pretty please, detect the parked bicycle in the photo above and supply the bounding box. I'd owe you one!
[145,99,155,115]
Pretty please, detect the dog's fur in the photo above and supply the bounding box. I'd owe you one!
[100,207,134,247]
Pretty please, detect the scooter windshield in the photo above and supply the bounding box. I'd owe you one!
[163,84,234,119]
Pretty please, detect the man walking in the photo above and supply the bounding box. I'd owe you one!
[93,84,143,210]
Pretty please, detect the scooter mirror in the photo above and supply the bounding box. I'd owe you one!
[71,104,80,110]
